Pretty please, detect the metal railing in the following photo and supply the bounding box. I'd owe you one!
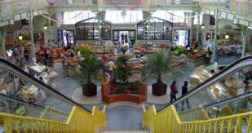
[158,56,252,112]
[0,59,90,112]
[143,56,252,132]
[2,106,106,133]
[143,105,252,133]
[0,59,106,132]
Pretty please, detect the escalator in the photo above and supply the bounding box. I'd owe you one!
[158,56,252,113]
[0,59,106,132]
[143,56,252,133]
[0,58,90,114]
[0,93,67,121]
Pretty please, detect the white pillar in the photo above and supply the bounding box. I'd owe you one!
[30,10,36,64]
[196,12,200,42]
[0,30,6,58]
[212,9,219,63]
[241,28,247,57]
[190,12,194,46]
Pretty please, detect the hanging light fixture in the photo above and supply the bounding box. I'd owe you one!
[225,34,230,40]
[43,25,48,30]
[18,34,23,41]
[201,25,205,29]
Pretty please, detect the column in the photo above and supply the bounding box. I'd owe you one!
[30,10,36,64]
[190,12,194,46]
[241,26,247,57]
[97,0,103,10]
[0,30,6,58]
[97,12,103,46]
[212,9,219,63]
[196,11,200,43]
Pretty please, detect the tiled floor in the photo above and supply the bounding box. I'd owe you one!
[72,85,102,104]
[217,55,240,65]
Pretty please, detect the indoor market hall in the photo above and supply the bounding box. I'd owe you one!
[0,0,252,132]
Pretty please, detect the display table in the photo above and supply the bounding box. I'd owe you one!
[20,85,40,103]
[67,57,79,66]
[190,49,206,59]
[0,83,12,95]
[51,48,64,60]
[29,64,46,77]
[127,58,145,71]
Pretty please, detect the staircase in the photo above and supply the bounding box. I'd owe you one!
[100,129,151,133]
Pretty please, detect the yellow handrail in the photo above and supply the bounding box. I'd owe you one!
[143,105,252,133]
[1,106,106,133]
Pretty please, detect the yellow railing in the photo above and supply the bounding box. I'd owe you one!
[1,106,106,133]
[143,105,252,133]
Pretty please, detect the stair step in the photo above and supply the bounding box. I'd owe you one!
[101,131,148,133]
[0,125,4,133]
[100,129,150,133]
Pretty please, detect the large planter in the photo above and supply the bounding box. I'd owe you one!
[152,81,167,96]
[101,81,147,104]
[82,82,97,97]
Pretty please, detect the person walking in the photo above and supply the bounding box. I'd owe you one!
[170,81,178,104]
[181,81,190,111]
[44,49,50,66]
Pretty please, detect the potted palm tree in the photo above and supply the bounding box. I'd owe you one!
[79,47,102,97]
[112,55,133,93]
[142,50,171,96]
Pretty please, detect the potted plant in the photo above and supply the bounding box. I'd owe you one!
[112,55,133,93]
[79,47,102,97]
[142,50,171,96]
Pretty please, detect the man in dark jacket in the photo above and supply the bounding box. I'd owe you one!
[181,81,190,110]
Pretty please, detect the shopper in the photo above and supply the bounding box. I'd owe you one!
[181,81,190,111]
[244,77,250,93]
[44,49,49,66]
[170,81,178,104]
[240,77,250,109]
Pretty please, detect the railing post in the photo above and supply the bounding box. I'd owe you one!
[235,117,242,133]
[4,118,12,133]
[247,116,252,133]
[219,120,224,133]
[227,119,233,133]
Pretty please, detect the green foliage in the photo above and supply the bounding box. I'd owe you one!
[142,50,171,81]
[79,48,102,84]
[172,46,186,56]
[78,47,92,58]
[113,56,132,84]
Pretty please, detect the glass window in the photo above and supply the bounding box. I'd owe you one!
[75,19,112,40]
[137,17,172,40]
